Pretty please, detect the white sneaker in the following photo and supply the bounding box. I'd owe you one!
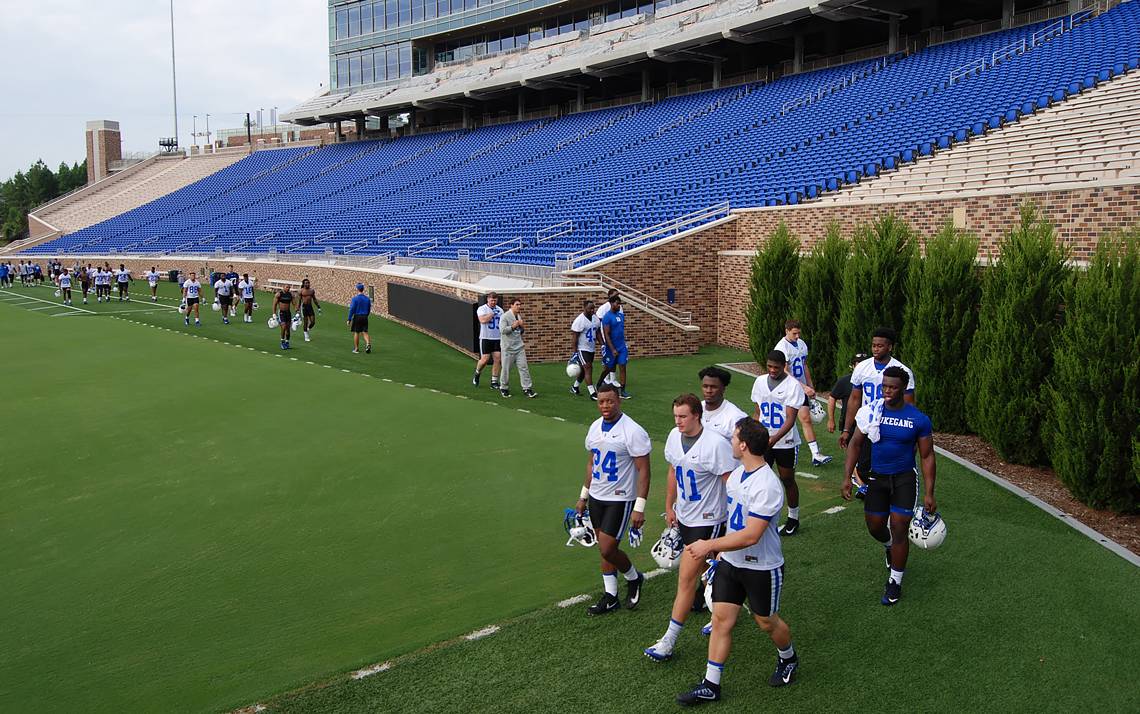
[644,637,674,661]
[304,332,310,342]
[811,453,834,466]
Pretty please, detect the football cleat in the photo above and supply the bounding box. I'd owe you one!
[644,638,674,662]
[628,525,643,548]
[882,580,902,606]
[500,389,511,398]
[651,527,684,570]
[563,509,597,547]
[809,398,827,424]
[909,506,947,549]
[677,680,721,706]
[472,371,480,387]
[587,592,620,616]
[811,453,833,466]
[769,655,799,687]
[625,572,645,609]
[523,388,537,399]
[620,390,633,399]
[700,621,713,636]
[778,518,800,536]
[570,384,580,395]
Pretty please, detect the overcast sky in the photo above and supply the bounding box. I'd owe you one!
[0,0,328,180]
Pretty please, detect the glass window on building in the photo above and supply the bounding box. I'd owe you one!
[361,52,374,83]
[349,55,361,86]
[438,0,450,15]
[336,9,349,39]
[412,0,424,23]
[413,46,430,74]
[425,0,437,20]
[465,0,477,11]
[487,36,501,53]
[373,1,385,30]
[375,49,387,80]
[386,0,399,29]
[399,0,411,25]
[348,6,360,37]
[399,43,412,77]
[361,2,373,34]
[337,57,349,88]
[387,46,399,79]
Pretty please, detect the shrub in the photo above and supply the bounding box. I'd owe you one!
[835,214,916,376]
[966,204,1070,465]
[1044,228,1140,512]
[746,223,800,363]
[794,222,849,389]
[903,222,980,433]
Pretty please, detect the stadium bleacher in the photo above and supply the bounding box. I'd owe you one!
[26,1,1140,266]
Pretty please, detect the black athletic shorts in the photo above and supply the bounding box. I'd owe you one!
[863,469,919,518]
[186,297,200,306]
[712,560,784,616]
[118,281,128,289]
[302,304,315,317]
[857,437,872,475]
[588,496,634,540]
[351,315,369,333]
[679,521,726,546]
[279,310,292,324]
[480,338,501,355]
[765,445,798,471]
[577,350,595,364]
[244,297,254,305]
[219,295,232,306]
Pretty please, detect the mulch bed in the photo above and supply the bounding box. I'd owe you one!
[719,361,1139,557]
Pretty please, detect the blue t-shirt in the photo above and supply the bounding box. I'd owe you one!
[871,403,933,474]
[348,293,371,318]
[601,310,626,349]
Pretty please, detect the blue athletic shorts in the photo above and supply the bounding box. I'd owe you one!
[603,345,628,367]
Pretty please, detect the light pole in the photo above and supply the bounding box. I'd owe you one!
[192,115,198,148]
[169,0,179,149]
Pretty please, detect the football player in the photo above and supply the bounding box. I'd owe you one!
[595,293,631,398]
[472,292,503,389]
[273,284,297,350]
[115,264,131,301]
[213,273,234,325]
[569,299,600,399]
[750,350,806,536]
[775,319,832,466]
[698,366,749,442]
[298,278,321,341]
[677,417,799,705]
[144,266,162,301]
[55,268,73,305]
[237,274,256,323]
[841,367,937,606]
[181,272,202,326]
[574,383,651,615]
[644,394,736,662]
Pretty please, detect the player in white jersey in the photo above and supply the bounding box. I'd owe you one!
[678,417,800,704]
[213,274,234,325]
[751,350,807,537]
[472,292,504,390]
[775,319,832,466]
[698,366,749,442]
[838,327,916,478]
[55,268,73,305]
[574,383,652,615]
[644,394,737,662]
[237,273,256,323]
[569,299,601,399]
[144,267,161,301]
[181,272,202,326]
[115,264,131,301]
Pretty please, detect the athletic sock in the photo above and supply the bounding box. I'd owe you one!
[705,660,724,685]
[664,618,684,643]
[788,507,800,520]
[777,643,796,660]
[587,385,597,395]
[621,565,640,582]
[602,572,619,597]
[808,441,821,457]
[573,380,581,388]
[890,568,905,585]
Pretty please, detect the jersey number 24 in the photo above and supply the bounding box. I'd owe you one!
[591,449,618,481]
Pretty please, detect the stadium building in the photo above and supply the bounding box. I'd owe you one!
[7,0,1139,361]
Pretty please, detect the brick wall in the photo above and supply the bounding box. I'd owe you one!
[48,256,699,362]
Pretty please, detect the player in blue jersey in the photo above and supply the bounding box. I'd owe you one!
[841,366,937,606]
[596,293,632,399]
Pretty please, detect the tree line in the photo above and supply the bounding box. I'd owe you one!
[747,205,1140,514]
[1,160,88,243]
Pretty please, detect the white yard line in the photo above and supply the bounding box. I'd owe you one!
[0,290,94,314]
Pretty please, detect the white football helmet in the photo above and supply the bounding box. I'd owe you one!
[178,302,187,315]
[291,313,303,331]
[566,362,582,379]
[651,527,684,570]
[211,300,221,312]
[54,289,61,297]
[252,302,259,310]
[564,508,597,547]
[909,506,947,550]
[809,398,826,424]
[267,314,279,329]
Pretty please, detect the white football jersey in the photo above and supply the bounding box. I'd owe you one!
[213,279,232,296]
[722,463,785,571]
[701,399,749,442]
[850,357,916,407]
[664,428,736,526]
[775,337,810,385]
[116,269,130,283]
[182,279,201,298]
[750,375,805,448]
[585,413,652,502]
[238,280,254,299]
[146,271,160,285]
[59,274,71,288]
[571,313,600,353]
[477,304,503,340]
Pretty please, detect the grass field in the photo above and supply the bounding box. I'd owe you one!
[1,281,1137,713]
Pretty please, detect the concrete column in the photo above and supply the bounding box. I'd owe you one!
[354,117,365,138]
[1002,0,1016,28]
[793,34,804,74]
[334,120,344,142]
[576,86,585,112]
[888,17,900,53]
[517,93,525,121]
[85,120,122,184]
[712,59,722,89]
[408,109,417,135]
[462,106,471,129]
[641,68,651,102]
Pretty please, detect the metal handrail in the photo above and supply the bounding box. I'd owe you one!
[315,231,336,243]
[991,39,1026,66]
[1031,18,1065,46]
[377,228,403,242]
[561,201,730,269]
[284,239,310,253]
[561,271,693,328]
[483,237,524,260]
[406,237,440,256]
[949,57,987,84]
[343,239,370,254]
[536,220,573,243]
[448,224,480,243]
[256,232,276,244]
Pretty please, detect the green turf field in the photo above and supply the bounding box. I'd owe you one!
[1,281,1137,713]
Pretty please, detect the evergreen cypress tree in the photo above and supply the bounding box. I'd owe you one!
[835,214,916,377]
[746,223,800,363]
[794,222,849,389]
[1044,229,1140,512]
[903,222,980,433]
[966,205,1070,465]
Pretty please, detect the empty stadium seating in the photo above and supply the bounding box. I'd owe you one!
[27,1,1140,267]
